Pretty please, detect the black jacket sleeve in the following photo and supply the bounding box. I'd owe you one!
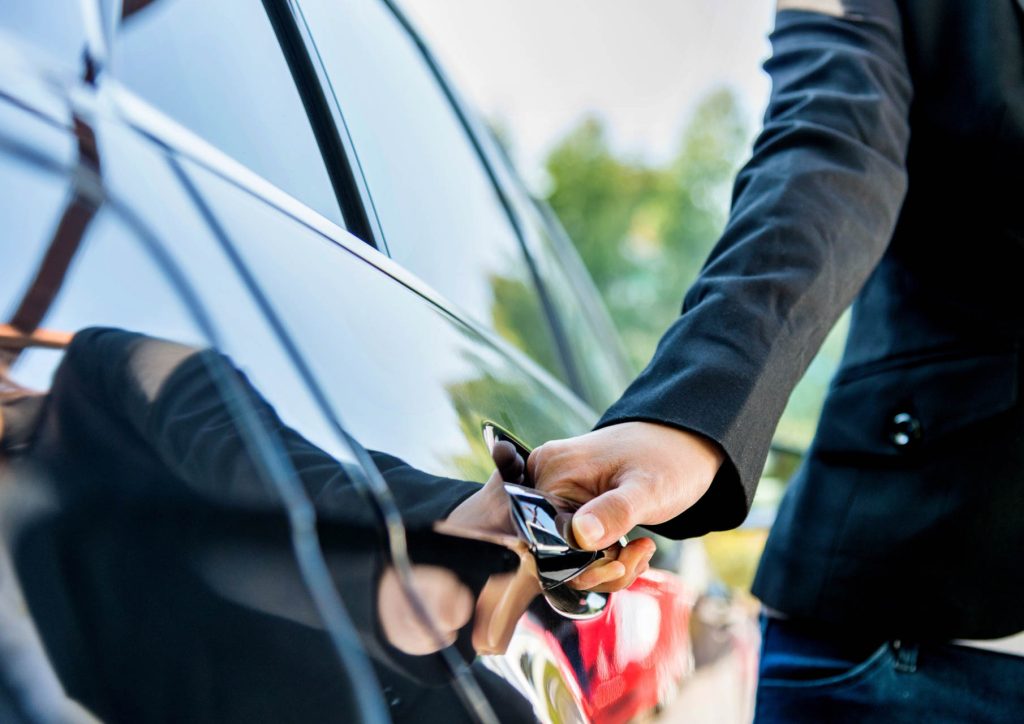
[57,326,478,526]
[598,1,913,538]
[32,328,509,685]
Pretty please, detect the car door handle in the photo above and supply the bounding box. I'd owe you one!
[481,421,622,620]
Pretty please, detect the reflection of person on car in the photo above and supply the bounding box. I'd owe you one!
[0,326,537,722]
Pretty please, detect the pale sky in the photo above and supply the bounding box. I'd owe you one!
[399,0,777,185]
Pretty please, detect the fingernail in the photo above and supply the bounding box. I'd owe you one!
[573,513,604,547]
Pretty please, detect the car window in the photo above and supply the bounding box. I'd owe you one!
[511,177,634,411]
[531,204,633,410]
[0,1,86,72]
[296,0,568,385]
[111,0,343,226]
[178,154,593,480]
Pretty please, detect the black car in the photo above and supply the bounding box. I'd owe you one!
[0,2,758,722]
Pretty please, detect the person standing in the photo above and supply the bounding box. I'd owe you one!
[530,0,1024,720]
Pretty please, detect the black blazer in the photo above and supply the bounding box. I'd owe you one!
[599,0,1024,639]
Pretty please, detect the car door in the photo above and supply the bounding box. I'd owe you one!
[0,62,593,723]
[1,64,532,724]
[2,1,709,720]
[109,1,703,720]
[130,127,698,724]
[0,79,394,723]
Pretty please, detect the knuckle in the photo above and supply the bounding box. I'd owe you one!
[535,439,566,463]
[530,440,571,479]
[527,443,551,473]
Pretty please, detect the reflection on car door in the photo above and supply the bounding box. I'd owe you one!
[0,97,522,723]
[1,4,720,717]
[294,0,573,390]
[166,94,696,724]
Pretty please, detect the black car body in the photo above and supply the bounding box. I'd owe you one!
[0,2,758,722]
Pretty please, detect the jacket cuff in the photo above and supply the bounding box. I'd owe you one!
[594,410,749,540]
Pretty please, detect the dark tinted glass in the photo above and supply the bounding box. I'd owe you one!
[112,0,343,225]
[298,0,567,384]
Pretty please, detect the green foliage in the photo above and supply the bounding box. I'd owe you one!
[545,89,750,371]
[489,273,566,384]
[542,88,846,451]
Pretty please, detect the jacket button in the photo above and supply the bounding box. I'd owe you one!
[889,412,922,448]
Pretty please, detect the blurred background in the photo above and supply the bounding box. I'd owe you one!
[399,0,851,594]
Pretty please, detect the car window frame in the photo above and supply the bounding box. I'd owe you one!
[106,0,378,246]
[101,0,599,411]
[293,0,588,399]
[261,0,387,250]
[105,93,585,431]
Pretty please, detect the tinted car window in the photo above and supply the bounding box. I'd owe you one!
[298,0,567,384]
[112,0,343,226]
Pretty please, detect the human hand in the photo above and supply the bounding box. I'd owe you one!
[392,431,681,657]
[378,564,474,655]
[379,443,530,656]
[445,440,525,533]
[448,440,649,591]
[528,421,725,551]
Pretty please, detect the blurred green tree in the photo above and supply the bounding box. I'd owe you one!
[542,88,847,451]
[545,89,748,371]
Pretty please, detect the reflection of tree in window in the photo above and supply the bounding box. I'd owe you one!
[443,350,591,482]
[488,273,565,384]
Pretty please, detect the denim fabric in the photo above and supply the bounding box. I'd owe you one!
[754,615,1024,723]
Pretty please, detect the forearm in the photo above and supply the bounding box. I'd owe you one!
[600,2,912,536]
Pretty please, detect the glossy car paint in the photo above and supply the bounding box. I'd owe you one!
[0,2,757,720]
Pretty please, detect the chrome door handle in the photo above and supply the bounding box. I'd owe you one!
[481,421,622,620]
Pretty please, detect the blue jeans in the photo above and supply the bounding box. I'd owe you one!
[754,615,1024,723]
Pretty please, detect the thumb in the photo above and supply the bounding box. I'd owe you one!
[571,487,641,550]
